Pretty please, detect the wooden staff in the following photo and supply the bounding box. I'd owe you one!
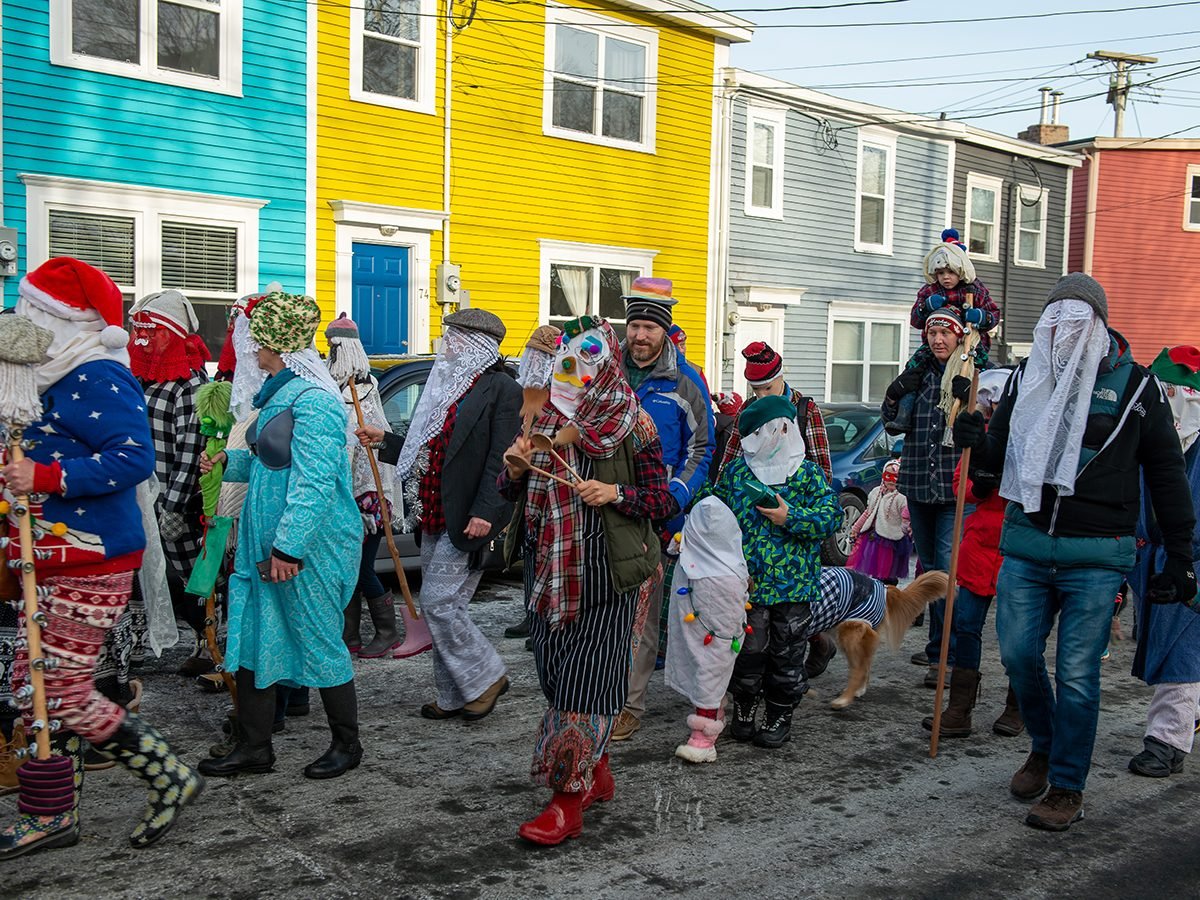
[8,426,51,760]
[347,379,419,621]
[946,292,982,432]
[930,371,979,758]
[203,590,237,704]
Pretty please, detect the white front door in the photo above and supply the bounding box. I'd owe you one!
[733,305,785,397]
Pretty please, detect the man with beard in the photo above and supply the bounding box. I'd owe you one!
[128,290,212,676]
[611,277,714,741]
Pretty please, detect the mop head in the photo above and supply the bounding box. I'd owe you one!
[0,315,53,426]
[196,380,234,439]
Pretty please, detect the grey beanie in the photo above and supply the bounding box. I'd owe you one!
[1044,273,1108,324]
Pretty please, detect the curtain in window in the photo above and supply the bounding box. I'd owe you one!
[557,265,591,316]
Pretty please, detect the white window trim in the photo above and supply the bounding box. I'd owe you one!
[22,173,263,302]
[824,300,909,403]
[853,127,897,255]
[331,200,441,355]
[538,238,657,323]
[49,0,244,96]
[743,104,786,220]
[542,4,658,155]
[1184,164,1200,233]
[348,0,437,115]
[1012,183,1049,269]
[965,172,1003,263]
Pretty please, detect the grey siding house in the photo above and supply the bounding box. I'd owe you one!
[711,70,1080,402]
[950,133,1080,356]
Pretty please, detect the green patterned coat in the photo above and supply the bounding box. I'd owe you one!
[704,457,840,606]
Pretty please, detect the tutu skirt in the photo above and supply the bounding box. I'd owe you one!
[848,532,913,582]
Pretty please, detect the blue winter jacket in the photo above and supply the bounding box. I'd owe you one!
[623,341,714,519]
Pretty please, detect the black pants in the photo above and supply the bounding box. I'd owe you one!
[730,602,812,706]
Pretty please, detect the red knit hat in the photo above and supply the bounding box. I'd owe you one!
[742,341,783,386]
[20,256,128,350]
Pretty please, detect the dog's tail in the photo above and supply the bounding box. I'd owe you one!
[880,570,950,650]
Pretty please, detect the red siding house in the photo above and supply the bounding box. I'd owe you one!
[1062,138,1200,362]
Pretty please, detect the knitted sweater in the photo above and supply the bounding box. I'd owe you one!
[3,360,155,577]
[854,487,908,541]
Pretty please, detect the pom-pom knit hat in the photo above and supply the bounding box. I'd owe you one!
[742,341,783,386]
[19,256,129,350]
[324,311,361,342]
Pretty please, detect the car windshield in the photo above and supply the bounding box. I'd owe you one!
[382,380,425,441]
[820,408,879,453]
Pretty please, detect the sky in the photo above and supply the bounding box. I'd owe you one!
[721,0,1200,142]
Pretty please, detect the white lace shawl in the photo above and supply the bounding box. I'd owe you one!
[1001,299,1111,513]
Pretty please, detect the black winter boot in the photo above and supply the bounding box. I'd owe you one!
[1129,735,1186,777]
[305,680,363,779]
[730,694,760,743]
[753,702,794,749]
[94,715,204,848]
[358,593,400,658]
[342,594,363,654]
[200,668,276,777]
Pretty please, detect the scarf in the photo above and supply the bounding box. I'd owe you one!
[525,318,640,628]
[1001,299,1111,513]
[397,325,500,478]
[16,296,130,393]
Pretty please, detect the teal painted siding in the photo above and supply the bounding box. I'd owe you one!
[2,0,307,304]
[725,98,950,397]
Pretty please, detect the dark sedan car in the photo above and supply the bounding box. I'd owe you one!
[819,402,903,566]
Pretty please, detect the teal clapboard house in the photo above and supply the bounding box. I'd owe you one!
[1,0,308,360]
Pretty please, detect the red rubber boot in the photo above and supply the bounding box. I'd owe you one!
[518,791,583,846]
[582,753,614,811]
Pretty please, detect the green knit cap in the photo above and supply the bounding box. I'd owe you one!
[738,393,795,436]
[1150,346,1200,391]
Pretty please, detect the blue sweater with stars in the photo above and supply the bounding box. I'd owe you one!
[3,360,155,577]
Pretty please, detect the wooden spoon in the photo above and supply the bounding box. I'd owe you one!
[530,433,582,482]
[503,451,575,488]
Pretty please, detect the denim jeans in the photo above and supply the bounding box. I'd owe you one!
[908,499,958,665]
[356,529,387,600]
[952,587,993,671]
[995,555,1125,792]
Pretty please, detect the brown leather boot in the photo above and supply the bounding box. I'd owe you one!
[1025,787,1084,831]
[921,668,979,738]
[1010,751,1050,800]
[993,686,1025,737]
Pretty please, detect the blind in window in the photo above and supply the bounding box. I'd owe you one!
[161,222,238,293]
[48,210,136,285]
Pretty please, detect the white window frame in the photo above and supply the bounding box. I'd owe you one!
[1185,164,1200,233]
[853,127,897,255]
[538,239,657,326]
[824,300,910,403]
[49,0,243,96]
[22,173,262,306]
[965,172,1003,263]
[1012,183,1049,269]
[743,104,786,220]
[542,4,658,154]
[348,0,437,115]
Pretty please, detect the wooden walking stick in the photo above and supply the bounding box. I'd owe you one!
[0,316,56,761]
[930,370,979,758]
[347,378,420,621]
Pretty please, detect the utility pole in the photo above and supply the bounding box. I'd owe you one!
[1087,50,1157,138]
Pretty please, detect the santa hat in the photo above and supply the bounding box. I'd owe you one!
[714,391,743,418]
[1150,346,1200,391]
[742,341,783,386]
[20,256,128,350]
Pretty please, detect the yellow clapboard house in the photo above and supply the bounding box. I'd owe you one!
[315,0,752,372]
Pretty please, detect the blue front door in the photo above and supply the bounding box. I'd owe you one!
[352,242,410,354]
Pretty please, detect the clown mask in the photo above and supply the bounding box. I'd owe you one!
[550,316,609,420]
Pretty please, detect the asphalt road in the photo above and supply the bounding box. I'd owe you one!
[5,579,1199,899]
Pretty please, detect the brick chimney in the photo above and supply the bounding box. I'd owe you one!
[1019,88,1069,144]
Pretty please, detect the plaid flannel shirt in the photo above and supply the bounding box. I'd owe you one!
[718,386,833,485]
[879,365,958,505]
[419,398,462,535]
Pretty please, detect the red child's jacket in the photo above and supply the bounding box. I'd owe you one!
[952,459,1006,598]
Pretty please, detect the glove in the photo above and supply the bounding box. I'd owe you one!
[1149,557,1198,606]
[361,511,378,535]
[951,375,972,402]
[964,307,985,326]
[970,473,999,499]
[952,410,986,449]
[925,294,947,312]
[885,368,925,404]
[158,510,188,543]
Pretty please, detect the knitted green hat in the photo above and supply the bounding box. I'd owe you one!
[1150,346,1200,391]
[738,394,795,437]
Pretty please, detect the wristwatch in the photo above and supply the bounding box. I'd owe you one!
[614,483,628,504]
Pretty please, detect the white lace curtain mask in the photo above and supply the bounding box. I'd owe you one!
[741,415,807,486]
[1167,385,1200,453]
[1001,298,1110,513]
[396,325,500,478]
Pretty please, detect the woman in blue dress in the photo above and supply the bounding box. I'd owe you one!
[199,291,363,780]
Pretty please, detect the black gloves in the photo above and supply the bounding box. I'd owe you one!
[970,472,999,499]
[1148,556,1198,606]
[951,375,972,402]
[952,410,986,449]
[885,368,924,404]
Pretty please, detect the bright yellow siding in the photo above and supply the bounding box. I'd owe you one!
[317,1,718,367]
